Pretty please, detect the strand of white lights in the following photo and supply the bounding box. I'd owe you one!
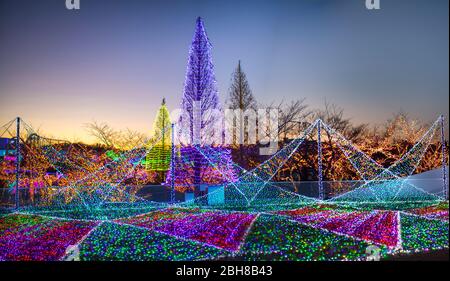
[328,119,441,203]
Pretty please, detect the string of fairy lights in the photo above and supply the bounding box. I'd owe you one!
[330,117,443,204]
[0,115,447,212]
[0,119,173,212]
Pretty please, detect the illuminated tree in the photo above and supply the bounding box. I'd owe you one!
[179,17,222,143]
[145,98,172,180]
[165,146,237,193]
[170,17,236,193]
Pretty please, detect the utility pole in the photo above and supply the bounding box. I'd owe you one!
[170,123,175,204]
[440,115,448,200]
[317,120,324,201]
[15,117,20,209]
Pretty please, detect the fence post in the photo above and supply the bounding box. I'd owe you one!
[170,123,175,204]
[15,117,20,210]
[317,120,324,201]
[440,115,448,200]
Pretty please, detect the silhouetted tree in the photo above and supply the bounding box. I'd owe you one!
[227,60,257,164]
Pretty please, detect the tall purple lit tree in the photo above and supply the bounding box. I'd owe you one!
[179,17,221,144]
[167,17,236,195]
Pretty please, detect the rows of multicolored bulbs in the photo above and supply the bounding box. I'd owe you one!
[240,214,389,261]
[0,214,97,261]
[274,206,400,248]
[116,208,257,251]
[0,202,447,261]
[80,222,227,261]
[399,213,449,252]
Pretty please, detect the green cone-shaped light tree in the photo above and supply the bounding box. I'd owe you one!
[145,98,172,180]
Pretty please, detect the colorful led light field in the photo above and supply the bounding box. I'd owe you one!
[115,207,212,228]
[116,208,257,251]
[239,215,389,261]
[405,203,449,221]
[26,204,163,220]
[0,214,97,261]
[79,222,228,261]
[399,213,449,252]
[0,203,448,261]
[274,206,400,248]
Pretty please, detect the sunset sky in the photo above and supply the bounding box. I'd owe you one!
[0,0,448,143]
